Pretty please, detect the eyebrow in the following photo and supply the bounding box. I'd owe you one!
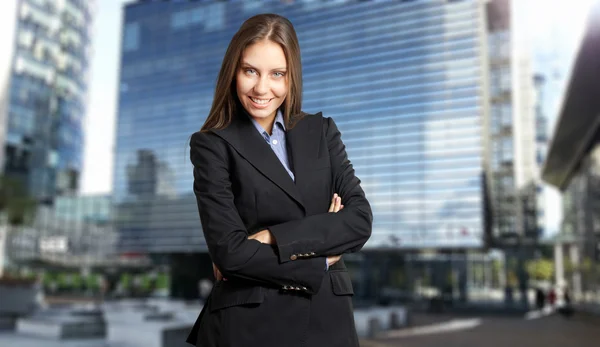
[240,62,287,71]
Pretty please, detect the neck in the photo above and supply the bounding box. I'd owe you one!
[253,112,277,135]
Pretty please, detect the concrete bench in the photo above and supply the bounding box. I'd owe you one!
[354,305,409,338]
[15,306,105,339]
[16,315,105,339]
[107,320,193,347]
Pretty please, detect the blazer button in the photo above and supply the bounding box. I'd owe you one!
[303,253,310,257]
[302,287,307,291]
[290,254,298,261]
[310,252,316,256]
[295,287,301,291]
[283,285,289,290]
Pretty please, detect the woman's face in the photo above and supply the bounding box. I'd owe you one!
[236,39,288,124]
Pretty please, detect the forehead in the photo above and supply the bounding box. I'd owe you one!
[241,40,287,68]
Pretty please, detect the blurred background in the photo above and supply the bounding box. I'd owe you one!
[0,0,599,346]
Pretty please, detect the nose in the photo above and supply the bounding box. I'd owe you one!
[253,76,269,95]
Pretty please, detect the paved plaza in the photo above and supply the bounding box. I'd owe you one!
[1,306,599,347]
[361,311,600,347]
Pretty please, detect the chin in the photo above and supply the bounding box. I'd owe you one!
[254,110,275,118]
[248,107,277,119]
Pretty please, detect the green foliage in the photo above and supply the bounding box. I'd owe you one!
[563,257,575,274]
[43,273,54,286]
[0,176,37,226]
[86,274,100,290]
[120,273,132,289]
[71,273,82,288]
[507,271,518,287]
[473,263,485,283]
[155,273,169,290]
[580,257,593,273]
[140,275,151,290]
[57,273,68,287]
[525,258,554,281]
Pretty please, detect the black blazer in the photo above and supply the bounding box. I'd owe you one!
[186,111,373,347]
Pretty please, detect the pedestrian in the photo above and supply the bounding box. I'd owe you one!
[186,13,373,347]
[535,287,545,310]
[548,287,556,307]
[559,287,574,318]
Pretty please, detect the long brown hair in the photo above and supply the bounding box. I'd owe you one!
[201,14,303,132]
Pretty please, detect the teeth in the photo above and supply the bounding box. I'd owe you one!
[250,97,270,105]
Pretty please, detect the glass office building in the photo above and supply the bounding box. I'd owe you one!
[7,194,117,269]
[0,0,94,200]
[116,0,491,296]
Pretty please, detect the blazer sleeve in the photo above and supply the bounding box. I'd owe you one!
[190,131,326,294]
[268,117,373,263]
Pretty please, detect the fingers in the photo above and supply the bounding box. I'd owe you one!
[328,193,336,212]
[247,229,274,244]
[334,194,342,212]
[329,193,343,213]
[212,263,226,281]
[326,255,342,267]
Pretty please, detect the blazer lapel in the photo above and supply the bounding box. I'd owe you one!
[287,112,323,198]
[212,113,306,210]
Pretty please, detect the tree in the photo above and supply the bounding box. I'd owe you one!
[507,271,518,288]
[0,176,38,278]
[525,258,554,282]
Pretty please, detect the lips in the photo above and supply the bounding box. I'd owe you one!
[250,97,272,104]
[248,96,272,108]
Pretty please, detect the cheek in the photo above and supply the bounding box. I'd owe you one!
[274,81,289,98]
[236,75,250,94]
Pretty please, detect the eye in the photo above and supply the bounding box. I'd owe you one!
[273,72,285,78]
[245,69,257,75]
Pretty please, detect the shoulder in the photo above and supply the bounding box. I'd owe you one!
[290,110,336,132]
[297,111,341,139]
[306,112,338,137]
[189,129,228,154]
[190,129,224,144]
[189,129,231,166]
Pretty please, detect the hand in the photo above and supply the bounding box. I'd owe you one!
[327,255,342,267]
[248,229,275,244]
[326,193,343,267]
[213,263,226,281]
[328,193,344,213]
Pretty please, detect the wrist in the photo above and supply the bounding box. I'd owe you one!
[264,229,274,244]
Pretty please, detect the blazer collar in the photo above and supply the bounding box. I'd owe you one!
[211,110,323,212]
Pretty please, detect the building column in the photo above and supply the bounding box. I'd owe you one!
[554,242,564,287]
[0,225,7,278]
[517,247,529,308]
[569,244,582,300]
[498,251,506,289]
[458,253,468,302]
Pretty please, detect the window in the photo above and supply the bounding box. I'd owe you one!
[502,137,513,161]
[123,22,139,52]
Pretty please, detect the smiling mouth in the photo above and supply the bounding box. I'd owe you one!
[249,97,272,105]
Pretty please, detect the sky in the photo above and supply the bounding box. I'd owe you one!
[79,0,597,236]
[520,0,597,236]
[80,0,130,195]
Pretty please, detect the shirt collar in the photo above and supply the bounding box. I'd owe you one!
[249,109,286,135]
[274,110,286,131]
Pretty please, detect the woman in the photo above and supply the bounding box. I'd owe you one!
[186,13,373,347]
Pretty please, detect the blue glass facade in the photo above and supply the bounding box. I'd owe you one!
[3,0,92,199]
[115,0,489,253]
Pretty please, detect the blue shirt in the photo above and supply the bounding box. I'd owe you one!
[249,110,329,271]
[249,110,295,181]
